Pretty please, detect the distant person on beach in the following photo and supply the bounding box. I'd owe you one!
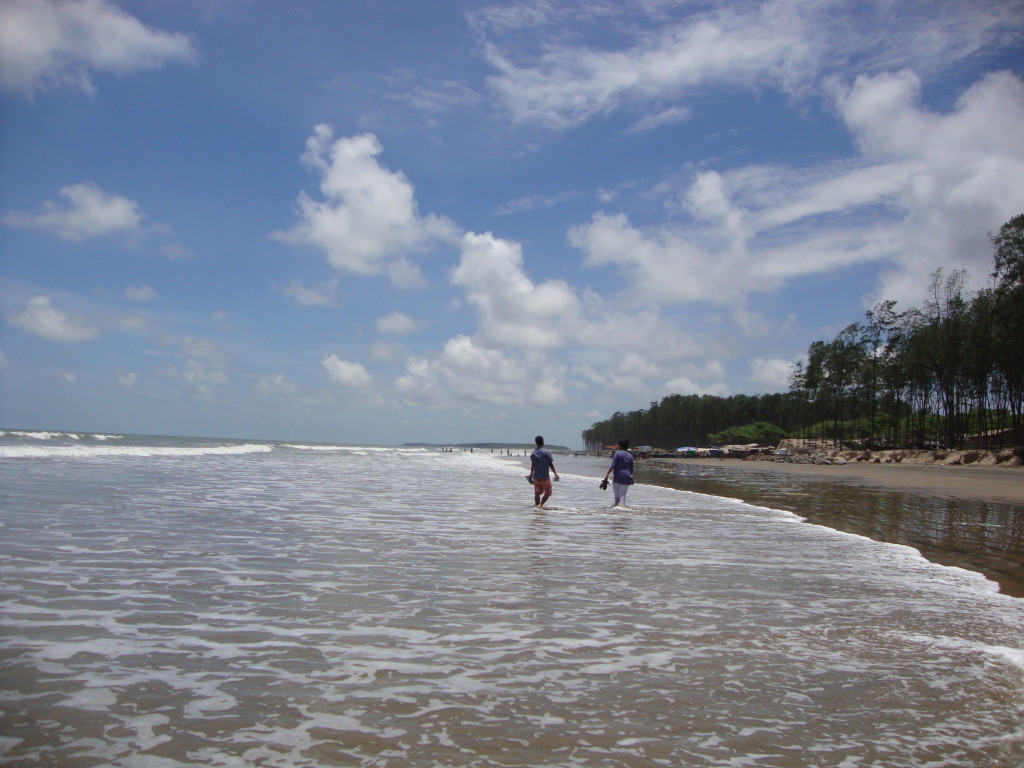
[603,439,635,507]
[529,435,559,509]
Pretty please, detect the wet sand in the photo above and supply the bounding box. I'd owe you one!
[639,458,1024,599]
[676,457,1024,505]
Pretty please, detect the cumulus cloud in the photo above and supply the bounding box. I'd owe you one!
[3,182,143,240]
[570,211,760,306]
[571,69,1024,313]
[0,0,195,96]
[451,231,581,348]
[274,126,458,286]
[322,354,372,388]
[396,227,709,407]
[396,336,566,408]
[8,295,99,343]
[376,312,416,336]
[834,69,1024,304]
[116,371,137,388]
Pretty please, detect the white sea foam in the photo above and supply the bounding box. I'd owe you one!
[0,443,272,459]
[283,443,428,453]
[1,429,124,441]
[1,440,1021,767]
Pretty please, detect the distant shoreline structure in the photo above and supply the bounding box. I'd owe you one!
[403,442,572,452]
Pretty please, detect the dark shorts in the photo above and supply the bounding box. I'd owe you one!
[533,478,553,494]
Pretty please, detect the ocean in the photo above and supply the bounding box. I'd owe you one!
[1,430,1022,767]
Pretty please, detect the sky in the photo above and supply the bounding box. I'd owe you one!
[1,0,1023,448]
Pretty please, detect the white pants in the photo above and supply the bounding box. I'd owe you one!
[613,482,630,505]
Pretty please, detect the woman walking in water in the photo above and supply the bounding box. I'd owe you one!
[602,439,634,507]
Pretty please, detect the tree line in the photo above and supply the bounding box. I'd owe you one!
[581,215,1024,452]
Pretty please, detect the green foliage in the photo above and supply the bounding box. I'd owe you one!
[708,422,787,445]
[582,215,1024,451]
[580,393,803,450]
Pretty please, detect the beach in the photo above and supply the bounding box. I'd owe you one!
[660,456,1024,505]
[641,456,1024,598]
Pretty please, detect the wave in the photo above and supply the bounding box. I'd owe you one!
[0,443,273,460]
[0,430,124,442]
[282,444,429,453]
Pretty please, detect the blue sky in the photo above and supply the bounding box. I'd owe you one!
[1,0,1023,448]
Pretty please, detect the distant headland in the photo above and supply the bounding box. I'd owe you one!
[403,442,572,452]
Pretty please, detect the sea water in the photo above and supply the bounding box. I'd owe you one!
[1,431,1022,767]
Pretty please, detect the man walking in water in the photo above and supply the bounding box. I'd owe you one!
[529,435,559,509]
[602,439,634,507]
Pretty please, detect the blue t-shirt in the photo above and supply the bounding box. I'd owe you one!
[530,447,554,480]
[610,450,634,484]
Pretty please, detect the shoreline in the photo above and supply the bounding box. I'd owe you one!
[642,456,1024,598]
[650,457,1024,505]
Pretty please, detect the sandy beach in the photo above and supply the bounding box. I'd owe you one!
[661,457,1023,505]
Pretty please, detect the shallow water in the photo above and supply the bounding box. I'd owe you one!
[634,459,1024,599]
[1,434,1023,767]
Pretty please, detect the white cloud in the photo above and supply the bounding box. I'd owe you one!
[570,211,762,305]
[322,354,372,388]
[376,312,416,336]
[116,371,137,388]
[495,190,579,216]
[748,357,794,392]
[627,105,692,133]
[834,69,1024,304]
[396,336,566,407]
[570,68,1024,315]
[397,227,710,409]
[126,285,158,301]
[283,277,339,306]
[111,313,150,332]
[161,335,226,360]
[3,182,143,240]
[274,127,458,286]
[485,2,813,128]
[663,375,730,397]
[481,0,1022,130]
[255,374,298,396]
[8,296,99,343]
[0,0,195,96]
[181,359,227,385]
[451,231,581,348]
[176,359,227,401]
[369,340,408,362]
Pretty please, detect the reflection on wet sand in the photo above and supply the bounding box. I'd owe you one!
[638,460,1024,598]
